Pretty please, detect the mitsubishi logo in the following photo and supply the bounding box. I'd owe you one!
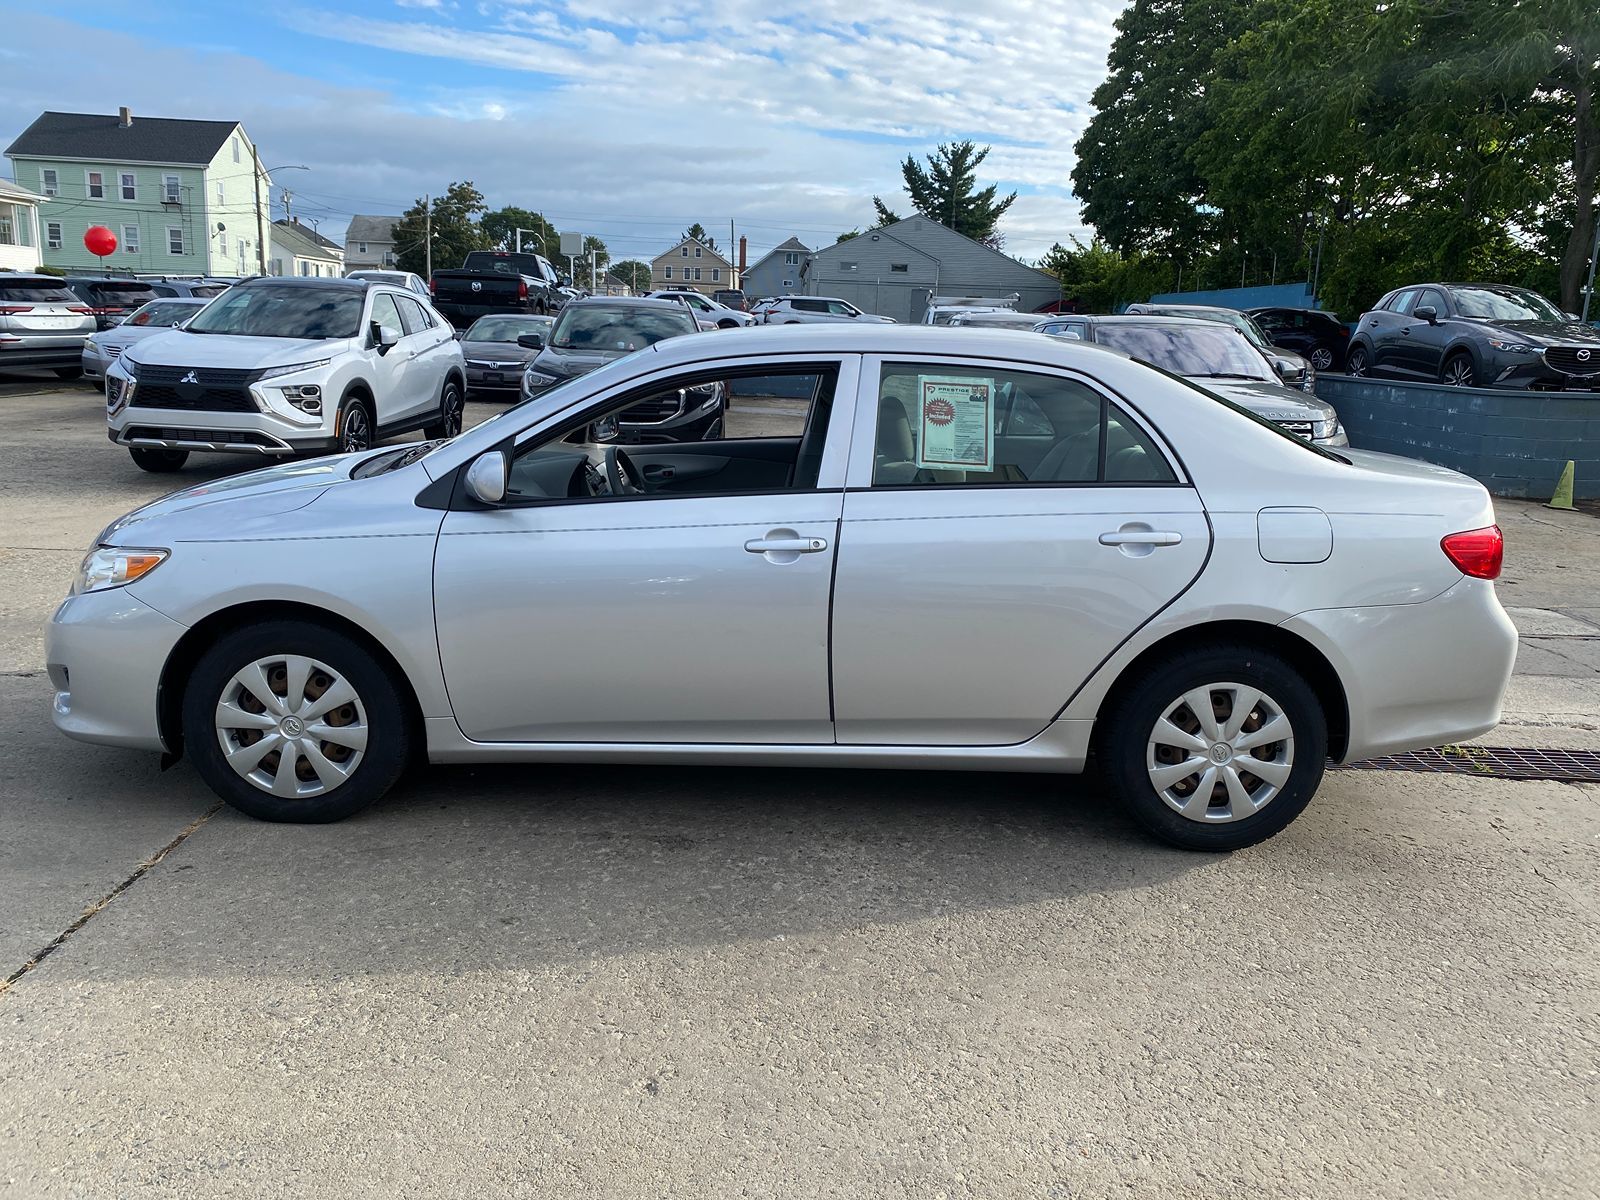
[1579,349,1592,362]
[179,370,199,384]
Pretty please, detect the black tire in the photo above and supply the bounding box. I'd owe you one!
[1440,352,1475,387]
[1345,343,1369,377]
[1100,642,1328,851]
[53,366,83,380]
[339,396,374,453]
[424,377,464,440]
[1308,344,1338,372]
[130,447,189,473]
[182,620,412,822]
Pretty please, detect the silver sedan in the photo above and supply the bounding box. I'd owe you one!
[47,326,1517,850]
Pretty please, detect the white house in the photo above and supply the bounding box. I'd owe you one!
[0,178,45,272]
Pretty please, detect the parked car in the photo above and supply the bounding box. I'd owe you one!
[459,312,554,401]
[345,269,429,297]
[1344,283,1600,390]
[949,310,1048,330]
[64,277,163,330]
[646,289,756,328]
[1034,315,1345,446]
[49,325,1516,852]
[1245,307,1350,372]
[921,296,1017,325]
[520,297,721,441]
[103,277,465,473]
[0,273,97,378]
[749,297,781,321]
[143,279,233,300]
[82,298,209,385]
[1123,303,1315,392]
[713,288,748,311]
[429,251,565,328]
[763,297,894,324]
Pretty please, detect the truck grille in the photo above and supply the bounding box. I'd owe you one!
[1544,347,1600,377]
[130,364,264,413]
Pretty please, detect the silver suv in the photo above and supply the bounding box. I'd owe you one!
[0,274,97,379]
[762,296,894,324]
[104,277,465,473]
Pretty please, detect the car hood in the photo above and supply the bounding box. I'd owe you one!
[1466,318,1600,346]
[94,454,370,545]
[91,325,177,350]
[1194,377,1338,421]
[534,343,637,377]
[462,339,537,363]
[121,329,356,368]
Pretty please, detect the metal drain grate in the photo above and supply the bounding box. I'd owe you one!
[1338,745,1600,783]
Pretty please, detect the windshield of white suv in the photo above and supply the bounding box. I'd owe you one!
[549,305,694,350]
[1094,323,1275,381]
[184,285,365,339]
[1448,286,1565,322]
[126,300,206,328]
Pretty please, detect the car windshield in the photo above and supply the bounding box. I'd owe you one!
[125,300,205,327]
[549,305,693,350]
[184,285,365,339]
[1094,323,1275,381]
[466,315,551,342]
[1449,286,1565,322]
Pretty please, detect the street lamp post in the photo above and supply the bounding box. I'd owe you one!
[252,157,309,275]
[1582,213,1600,325]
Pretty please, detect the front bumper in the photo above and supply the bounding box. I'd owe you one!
[82,346,115,380]
[464,363,528,396]
[1487,352,1600,392]
[107,382,337,456]
[1282,576,1517,762]
[47,588,189,751]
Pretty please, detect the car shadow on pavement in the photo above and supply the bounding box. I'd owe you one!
[35,758,1207,982]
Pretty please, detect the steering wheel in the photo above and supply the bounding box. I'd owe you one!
[604,445,650,496]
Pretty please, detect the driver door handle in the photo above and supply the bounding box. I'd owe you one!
[1098,530,1182,546]
[745,536,828,554]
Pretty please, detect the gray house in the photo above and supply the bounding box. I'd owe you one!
[804,215,1061,323]
[742,236,810,300]
[343,214,401,270]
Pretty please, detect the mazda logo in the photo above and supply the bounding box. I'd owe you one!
[1580,349,1592,362]
[179,370,199,384]
[470,281,482,293]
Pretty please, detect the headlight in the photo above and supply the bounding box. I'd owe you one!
[72,546,168,595]
[1300,367,1316,392]
[523,368,559,388]
[259,358,332,381]
[106,374,134,415]
[1312,417,1342,439]
[1487,338,1538,354]
[277,383,322,414]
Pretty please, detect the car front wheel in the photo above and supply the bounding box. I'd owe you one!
[1308,345,1336,371]
[182,621,411,822]
[1441,353,1475,387]
[130,447,189,473]
[1101,643,1328,851]
[1345,344,1369,377]
[340,397,373,453]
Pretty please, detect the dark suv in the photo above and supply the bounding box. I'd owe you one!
[1346,283,1600,390]
[64,277,162,330]
[1245,307,1350,372]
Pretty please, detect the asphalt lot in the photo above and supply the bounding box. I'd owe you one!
[2,370,1598,1198]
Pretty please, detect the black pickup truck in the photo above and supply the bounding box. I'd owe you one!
[429,251,566,328]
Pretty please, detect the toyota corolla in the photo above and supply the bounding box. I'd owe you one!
[48,326,1517,850]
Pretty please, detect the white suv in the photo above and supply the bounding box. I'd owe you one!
[644,289,755,329]
[105,277,465,473]
[762,296,894,324]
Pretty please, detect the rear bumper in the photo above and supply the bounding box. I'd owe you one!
[47,589,188,751]
[1282,576,1517,762]
[0,343,85,369]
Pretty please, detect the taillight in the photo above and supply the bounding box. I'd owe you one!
[428,277,436,295]
[518,280,528,300]
[67,305,94,314]
[1441,525,1503,579]
[0,305,33,315]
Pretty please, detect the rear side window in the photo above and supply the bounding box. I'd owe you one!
[396,296,433,334]
[871,363,1176,487]
[1389,289,1419,315]
[0,281,78,304]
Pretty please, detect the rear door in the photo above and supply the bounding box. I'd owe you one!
[1367,290,1417,375]
[396,295,453,417]
[829,355,1210,746]
[1400,287,1452,378]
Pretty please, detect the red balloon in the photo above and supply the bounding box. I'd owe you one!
[84,225,118,256]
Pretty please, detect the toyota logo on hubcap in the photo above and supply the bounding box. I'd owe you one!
[281,716,305,737]
[1209,743,1231,765]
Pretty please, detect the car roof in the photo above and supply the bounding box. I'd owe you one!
[0,273,73,285]
[566,296,690,311]
[240,276,370,290]
[1041,314,1242,329]
[639,323,1152,366]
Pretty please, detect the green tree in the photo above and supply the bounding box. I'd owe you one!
[835,228,863,243]
[611,259,652,293]
[480,207,559,257]
[680,223,717,252]
[872,141,1017,245]
[393,181,491,276]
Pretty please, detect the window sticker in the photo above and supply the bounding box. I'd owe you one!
[915,375,994,470]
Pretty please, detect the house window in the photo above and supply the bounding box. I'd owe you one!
[46,221,62,249]
[168,227,185,255]
[41,169,58,196]
[300,261,310,276]
[122,224,140,253]
[271,257,284,276]
[694,247,702,258]
[890,263,909,273]
[357,241,367,254]
[215,181,224,206]
[664,266,673,279]
[784,252,799,265]
[163,174,180,203]
[840,261,858,271]
[86,171,104,199]
[681,247,689,257]
[232,136,241,163]
[0,207,13,247]
[693,267,702,281]
[120,172,137,201]
[711,268,720,282]
[219,231,228,256]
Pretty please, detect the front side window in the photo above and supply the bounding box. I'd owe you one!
[186,285,365,339]
[1414,288,1448,316]
[87,171,104,199]
[827,301,858,317]
[369,292,403,335]
[871,362,1175,487]
[122,224,140,253]
[120,172,136,201]
[41,169,58,196]
[168,227,185,255]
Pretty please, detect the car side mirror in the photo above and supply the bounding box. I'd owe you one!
[516,333,544,349]
[589,413,619,443]
[1413,306,1438,323]
[372,321,402,352]
[453,329,464,340]
[1274,358,1299,380]
[464,450,508,505]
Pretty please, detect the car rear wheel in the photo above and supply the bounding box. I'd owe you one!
[339,397,373,453]
[53,366,83,380]
[1441,353,1475,387]
[129,447,189,473]
[1308,345,1336,372]
[182,621,411,822]
[1101,643,1327,851]
[1345,344,1369,377]
[424,377,464,439]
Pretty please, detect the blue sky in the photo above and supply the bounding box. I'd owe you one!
[0,1,1127,263]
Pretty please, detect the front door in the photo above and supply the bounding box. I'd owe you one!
[829,356,1211,746]
[1399,287,1452,379]
[365,291,423,427]
[433,357,858,744]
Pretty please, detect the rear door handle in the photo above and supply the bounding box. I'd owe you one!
[1099,531,1182,546]
[745,536,828,554]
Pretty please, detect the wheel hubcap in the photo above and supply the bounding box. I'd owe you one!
[1311,348,1333,370]
[1446,361,1469,385]
[444,390,462,436]
[1146,683,1294,823]
[343,410,370,451]
[215,654,368,798]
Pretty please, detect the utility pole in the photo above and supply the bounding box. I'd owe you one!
[424,195,432,279]
[1583,215,1600,324]
[730,218,736,286]
[251,142,267,275]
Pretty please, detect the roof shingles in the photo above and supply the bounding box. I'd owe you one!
[5,110,241,165]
